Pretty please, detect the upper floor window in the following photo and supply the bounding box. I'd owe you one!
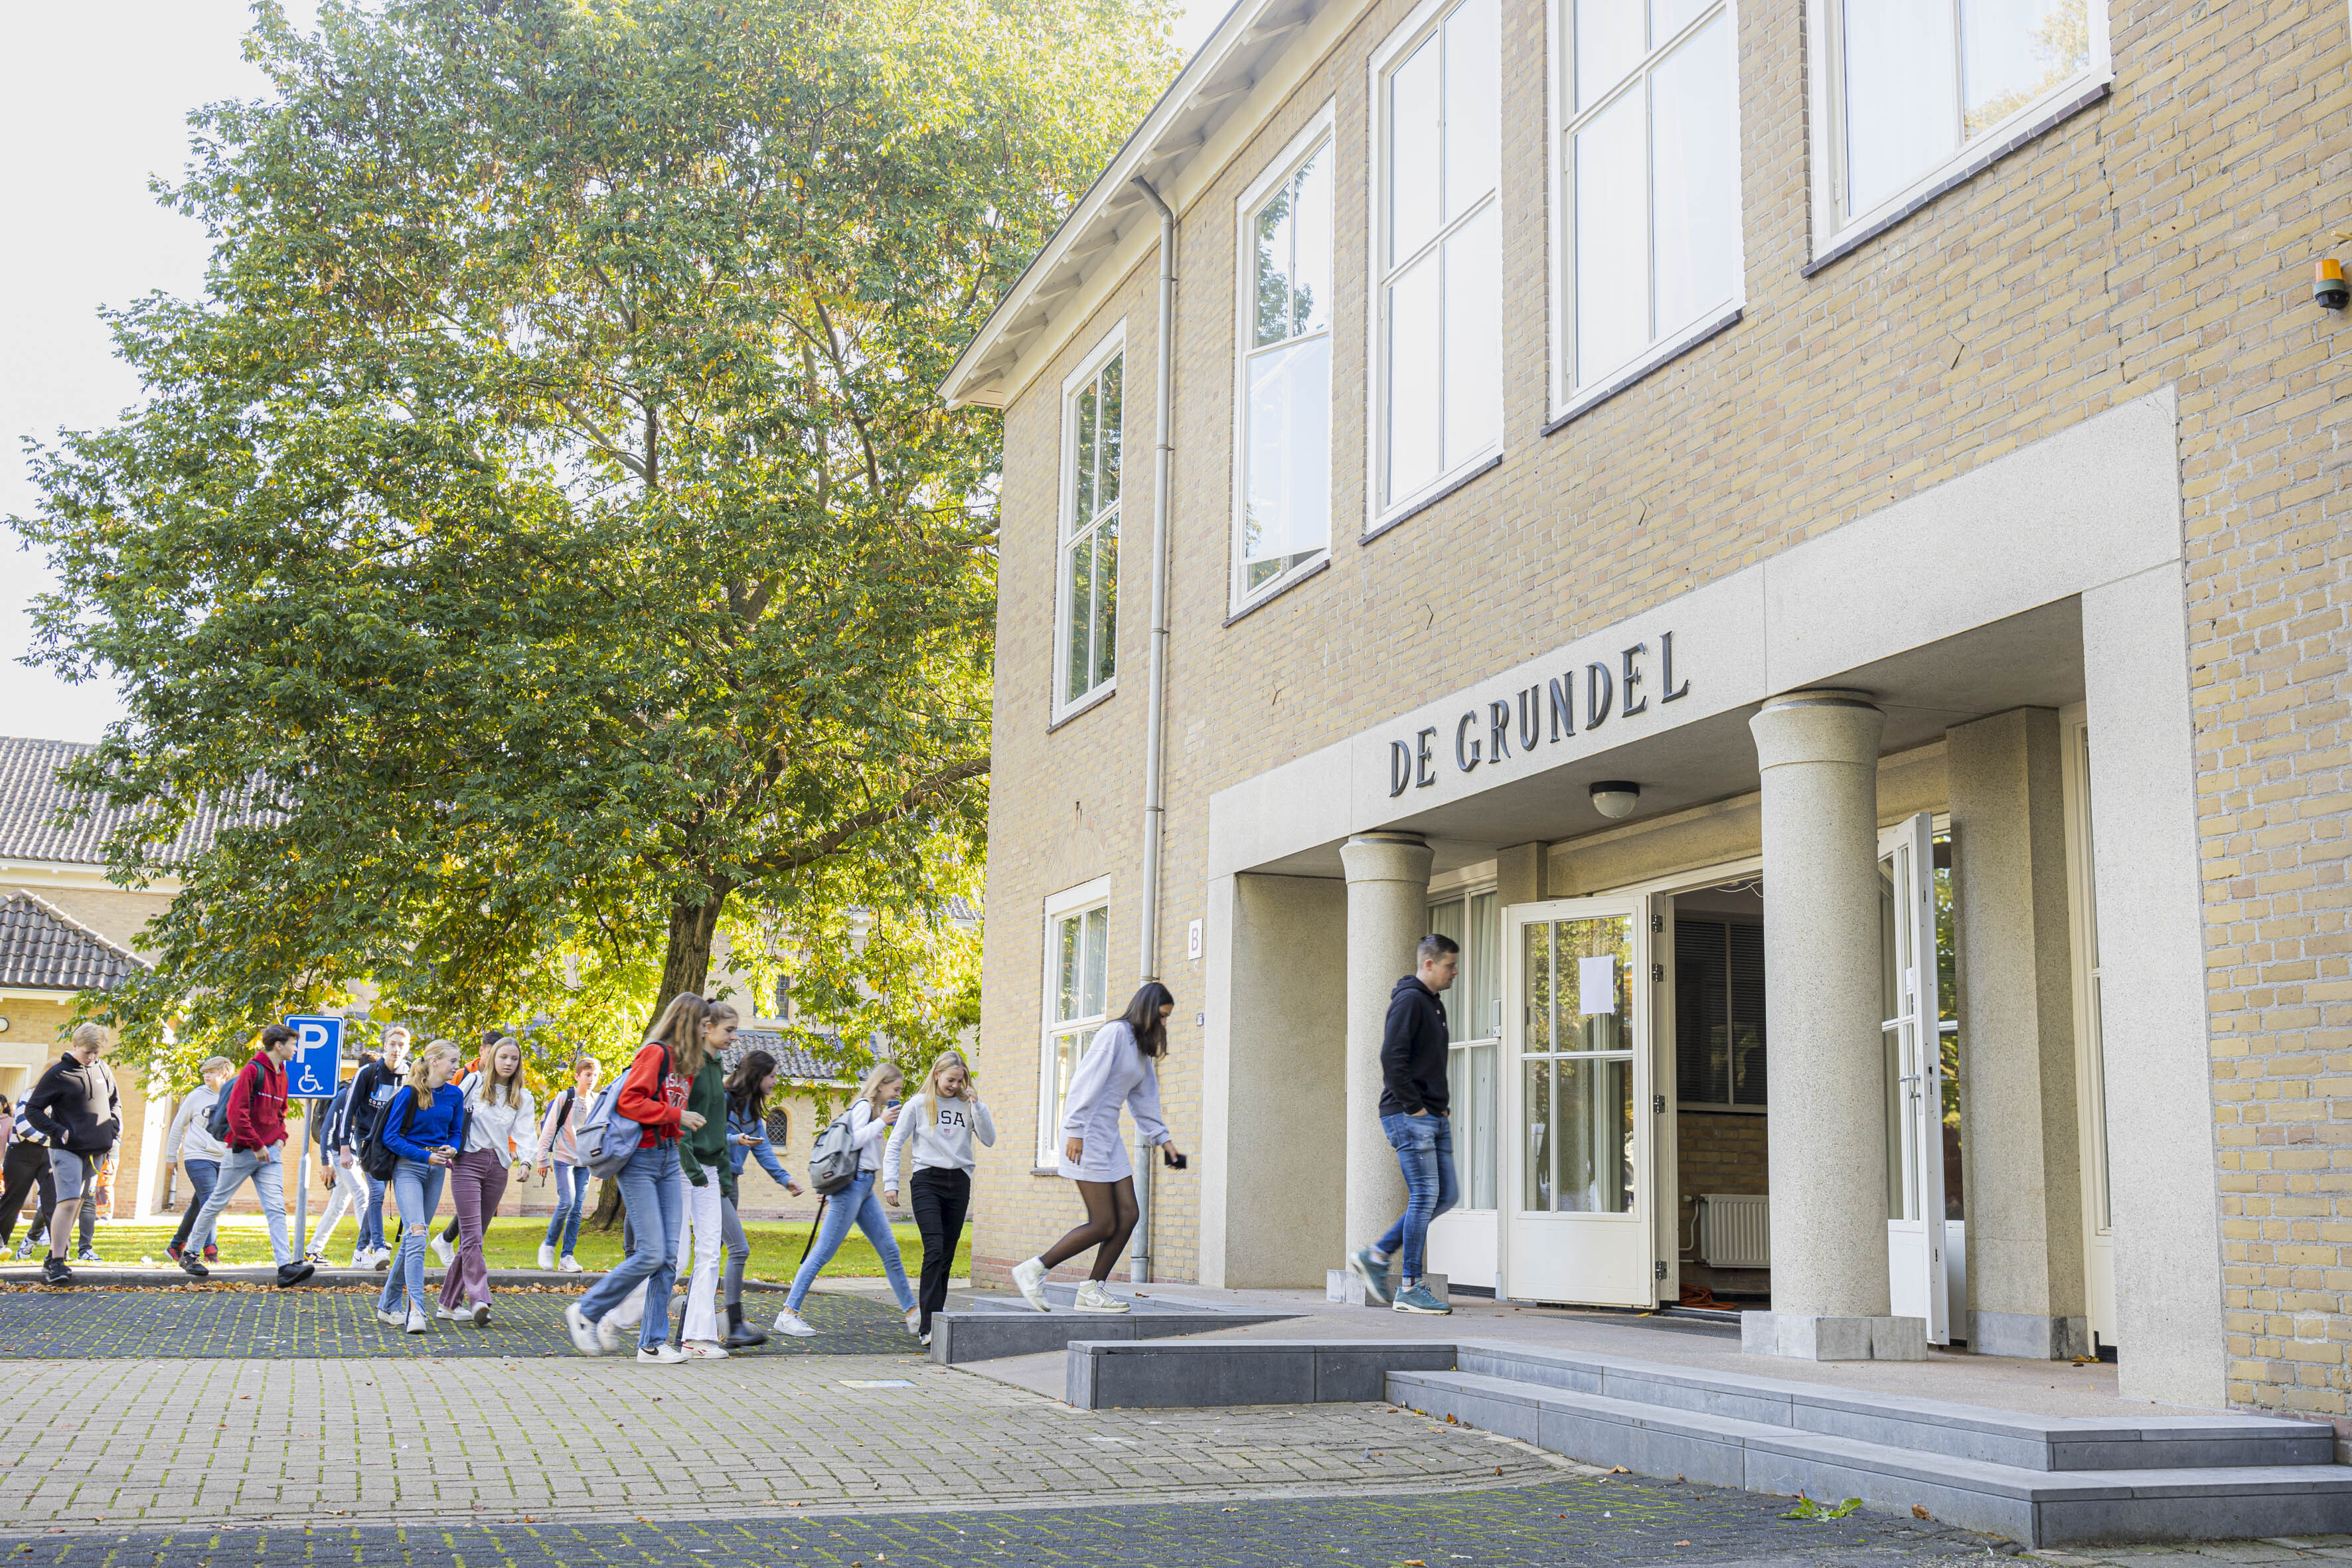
[1234,111,1336,611]
[1555,0,1741,410]
[1370,0,1502,530]
[1814,0,2106,251]
[1056,332,1124,718]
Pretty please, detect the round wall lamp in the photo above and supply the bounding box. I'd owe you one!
[1589,781,1641,820]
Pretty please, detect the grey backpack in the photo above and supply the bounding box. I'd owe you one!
[576,1046,668,1178]
[805,1109,862,1196]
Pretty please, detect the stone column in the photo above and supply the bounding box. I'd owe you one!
[1949,708,2089,1359]
[1742,690,1922,1362]
[1341,832,1434,1259]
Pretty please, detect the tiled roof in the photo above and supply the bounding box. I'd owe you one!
[0,890,146,994]
[726,1028,856,1085]
[0,737,224,867]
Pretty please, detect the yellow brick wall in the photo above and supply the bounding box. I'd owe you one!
[977,0,2352,1433]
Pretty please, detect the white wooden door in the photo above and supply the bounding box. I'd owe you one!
[1879,812,1951,1344]
[1502,897,1659,1307]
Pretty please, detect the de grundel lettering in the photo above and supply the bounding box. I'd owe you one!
[1389,631,1690,797]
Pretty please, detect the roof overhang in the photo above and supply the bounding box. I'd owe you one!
[941,0,1374,410]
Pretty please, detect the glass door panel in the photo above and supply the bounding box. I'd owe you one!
[1880,812,1950,1344]
[1427,887,1503,1289]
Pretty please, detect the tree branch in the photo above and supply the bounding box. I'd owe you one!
[744,754,988,878]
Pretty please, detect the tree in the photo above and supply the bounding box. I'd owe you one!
[13,0,1176,1079]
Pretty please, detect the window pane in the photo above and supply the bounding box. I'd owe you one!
[1961,0,2088,137]
[1056,913,1082,1022]
[1292,145,1332,336]
[1443,0,1500,219]
[1575,0,1645,112]
[1389,33,1443,264]
[1467,890,1500,1040]
[1441,202,1500,472]
[1523,1059,1553,1210]
[1089,511,1118,692]
[1063,532,1093,702]
[1842,0,1958,218]
[1557,915,1632,1052]
[1081,905,1109,1018]
[1096,356,1123,512]
[1729,920,1768,1106]
[1574,88,1648,386]
[1385,255,1443,502]
[1675,918,1729,1105]
[1651,13,1738,337]
[1522,919,1553,1052]
[1255,184,1294,349]
[1073,384,1097,530]
[1650,0,1710,42]
[1449,1041,1498,1209]
[1553,1055,1634,1212]
[1244,337,1332,566]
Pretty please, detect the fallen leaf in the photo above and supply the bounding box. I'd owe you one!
[1608,1466,1630,1474]
[1912,1504,1931,1520]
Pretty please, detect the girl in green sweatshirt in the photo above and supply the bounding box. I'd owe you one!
[673,1050,736,1358]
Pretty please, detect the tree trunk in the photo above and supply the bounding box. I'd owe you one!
[650,887,731,1026]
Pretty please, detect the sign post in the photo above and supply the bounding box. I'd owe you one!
[284,1016,345,1261]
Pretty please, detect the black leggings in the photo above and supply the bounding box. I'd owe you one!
[0,1143,50,1249]
[1037,1176,1137,1283]
[909,1168,971,1331]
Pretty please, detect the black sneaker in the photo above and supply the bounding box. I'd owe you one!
[178,1251,209,1279]
[274,1261,315,1289]
[40,1257,72,1286]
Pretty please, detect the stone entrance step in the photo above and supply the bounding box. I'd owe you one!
[930,1287,1295,1364]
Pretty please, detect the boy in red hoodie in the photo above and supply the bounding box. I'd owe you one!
[180,1024,315,1288]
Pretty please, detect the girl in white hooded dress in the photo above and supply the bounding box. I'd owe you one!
[1010,981,1186,1314]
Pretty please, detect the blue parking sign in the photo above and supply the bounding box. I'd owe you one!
[284,1016,345,1099]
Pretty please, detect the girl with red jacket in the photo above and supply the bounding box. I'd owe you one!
[562,992,720,1364]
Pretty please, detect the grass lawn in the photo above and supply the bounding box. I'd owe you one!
[62,1214,965,1280]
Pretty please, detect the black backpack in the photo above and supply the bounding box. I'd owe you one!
[204,1069,244,1144]
[357,1090,420,1181]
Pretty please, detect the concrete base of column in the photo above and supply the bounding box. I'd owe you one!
[1324,1268,1450,1308]
[1740,1312,1927,1362]
[1969,1310,2092,1361]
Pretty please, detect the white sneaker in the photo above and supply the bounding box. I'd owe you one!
[404,1308,430,1334]
[637,1343,688,1364]
[374,1307,405,1329]
[537,1244,556,1270]
[558,1254,584,1274]
[772,1308,817,1338]
[595,1313,627,1355]
[471,1302,491,1328]
[563,1301,602,1355]
[682,1340,729,1360]
[1073,1280,1131,1314]
[905,1306,922,1335]
[434,1304,463,1321]
[430,1235,455,1266]
[919,1330,932,1347]
[1011,1256,1050,1312]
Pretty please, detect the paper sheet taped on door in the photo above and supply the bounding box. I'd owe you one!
[1579,955,1618,1014]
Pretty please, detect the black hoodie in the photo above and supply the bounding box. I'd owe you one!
[1379,975,1450,1118]
[25,1050,121,1156]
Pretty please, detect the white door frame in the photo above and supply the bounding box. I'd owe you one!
[1880,811,1952,1345]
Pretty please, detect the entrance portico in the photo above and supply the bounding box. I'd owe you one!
[1199,389,2225,1407]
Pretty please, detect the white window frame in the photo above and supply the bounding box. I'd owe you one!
[1037,876,1113,1168]
[1231,104,1338,616]
[1364,0,1505,538]
[1545,0,1745,424]
[1806,0,2112,262]
[1052,326,1127,725]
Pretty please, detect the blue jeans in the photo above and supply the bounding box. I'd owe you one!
[167,1160,220,1255]
[578,1141,682,1351]
[1375,1112,1459,1284]
[785,1169,914,1314]
[190,1146,293,1265]
[376,1158,446,1317]
[541,1164,589,1255]
[360,1175,387,1257]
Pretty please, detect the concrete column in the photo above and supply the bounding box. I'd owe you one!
[1949,707,2088,1360]
[1495,842,1544,908]
[1741,690,1922,1362]
[1342,832,1434,1257]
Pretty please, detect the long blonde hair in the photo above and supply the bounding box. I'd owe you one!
[857,1062,905,1119]
[406,1039,461,1101]
[643,992,736,1079]
[919,1048,974,1104]
[478,1036,528,1109]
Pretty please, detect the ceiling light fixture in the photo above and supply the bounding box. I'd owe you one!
[1589,781,1641,821]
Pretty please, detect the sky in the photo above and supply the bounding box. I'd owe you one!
[0,0,1231,745]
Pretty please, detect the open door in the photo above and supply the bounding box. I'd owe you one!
[1502,896,1662,1307]
[1880,812,1950,1344]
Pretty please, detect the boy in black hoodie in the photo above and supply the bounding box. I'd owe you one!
[23,1024,120,1287]
[1346,934,1460,1316]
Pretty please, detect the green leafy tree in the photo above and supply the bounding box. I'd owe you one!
[13,0,1176,1081]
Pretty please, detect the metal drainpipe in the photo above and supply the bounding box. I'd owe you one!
[1130,174,1176,1287]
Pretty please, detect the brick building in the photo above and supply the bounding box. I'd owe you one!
[943,0,2350,1429]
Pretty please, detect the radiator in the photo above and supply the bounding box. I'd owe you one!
[1697,1194,1771,1269]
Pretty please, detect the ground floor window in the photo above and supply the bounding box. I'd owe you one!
[1038,884,1111,1166]
[1429,887,1500,1209]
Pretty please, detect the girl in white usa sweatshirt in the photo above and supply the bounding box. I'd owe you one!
[882,1049,994,1343]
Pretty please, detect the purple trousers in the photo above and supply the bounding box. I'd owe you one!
[437,1148,509,1310]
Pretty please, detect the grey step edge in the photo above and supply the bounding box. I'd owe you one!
[1066,1338,1456,1408]
[931,1309,1297,1364]
[1454,1342,2338,1472]
[1391,1369,2352,1548]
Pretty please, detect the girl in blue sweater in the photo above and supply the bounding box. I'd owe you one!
[374,1041,467,1335]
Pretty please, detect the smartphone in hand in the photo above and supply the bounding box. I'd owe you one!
[1160,1148,1188,1170]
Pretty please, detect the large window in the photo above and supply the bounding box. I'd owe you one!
[1814,0,2105,249]
[1234,114,1336,610]
[1429,888,1500,1210]
[1370,0,1501,528]
[1056,335,1123,718]
[1555,0,1740,408]
[1674,916,1766,1109]
[1038,883,1111,1166]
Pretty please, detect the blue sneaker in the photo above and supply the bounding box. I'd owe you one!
[1392,1281,1450,1316]
[1348,1245,1393,1308]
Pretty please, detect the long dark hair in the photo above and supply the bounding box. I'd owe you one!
[726,1049,778,1119]
[1119,981,1176,1059]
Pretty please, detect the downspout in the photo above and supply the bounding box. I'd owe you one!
[1130,175,1176,1287]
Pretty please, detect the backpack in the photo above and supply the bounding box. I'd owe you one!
[805,1107,863,1196]
[576,1046,669,1179]
[204,1071,242,1144]
[357,1089,419,1182]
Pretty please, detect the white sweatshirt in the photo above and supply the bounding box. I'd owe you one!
[165,1084,228,1164]
[461,1083,538,1168]
[881,1092,996,1187]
